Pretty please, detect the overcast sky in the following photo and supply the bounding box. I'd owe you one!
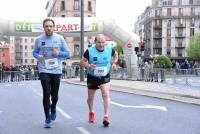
[0,0,151,31]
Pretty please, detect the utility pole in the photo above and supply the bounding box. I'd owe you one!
[80,0,84,81]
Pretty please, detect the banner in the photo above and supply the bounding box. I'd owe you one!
[13,18,100,33]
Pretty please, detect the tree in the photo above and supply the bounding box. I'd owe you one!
[154,55,172,68]
[113,44,123,56]
[113,44,124,66]
[187,32,200,60]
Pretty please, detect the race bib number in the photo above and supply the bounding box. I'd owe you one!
[94,67,107,76]
[45,58,59,69]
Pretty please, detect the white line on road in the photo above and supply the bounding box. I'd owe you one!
[110,101,167,111]
[77,127,91,134]
[57,107,72,119]
[32,89,72,119]
[5,84,11,87]
[18,83,25,86]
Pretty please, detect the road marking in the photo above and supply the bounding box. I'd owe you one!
[77,127,91,134]
[57,107,72,119]
[110,101,167,111]
[33,89,72,119]
[18,83,25,86]
[5,84,11,87]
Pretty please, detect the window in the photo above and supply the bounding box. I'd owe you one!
[61,1,65,11]
[167,49,171,55]
[74,14,80,17]
[25,52,27,57]
[178,18,183,26]
[167,29,171,37]
[163,1,172,5]
[168,1,172,5]
[61,15,65,17]
[167,20,171,27]
[167,39,171,47]
[189,0,193,4]
[155,10,160,16]
[190,18,195,27]
[167,8,171,16]
[179,8,183,16]
[25,38,28,43]
[88,1,92,11]
[74,37,80,41]
[155,19,161,26]
[177,49,182,57]
[25,45,27,50]
[31,38,34,43]
[190,8,194,16]
[177,28,183,36]
[178,0,182,5]
[31,45,34,50]
[178,39,183,46]
[31,59,34,63]
[74,44,80,56]
[74,0,79,10]
[190,28,194,36]
[25,59,28,63]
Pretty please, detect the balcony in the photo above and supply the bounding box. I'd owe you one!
[153,35,162,39]
[175,43,185,48]
[177,53,183,57]
[175,33,185,38]
[175,24,186,28]
[153,25,162,29]
[153,44,162,49]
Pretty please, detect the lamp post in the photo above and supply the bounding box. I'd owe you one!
[80,0,84,81]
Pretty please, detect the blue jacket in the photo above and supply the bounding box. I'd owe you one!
[33,33,70,74]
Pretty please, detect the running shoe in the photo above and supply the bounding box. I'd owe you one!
[103,115,109,127]
[44,118,52,128]
[88,112,95,123]
[51,108,56,121]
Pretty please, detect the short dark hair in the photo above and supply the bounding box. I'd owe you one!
[43,18,55,27]
[94,37,97,42]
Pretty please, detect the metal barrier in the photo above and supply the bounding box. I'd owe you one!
[0,70,39,83]
[1,68,200,87]
[110,67,200,87]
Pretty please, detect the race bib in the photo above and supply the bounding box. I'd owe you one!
[45,58,59,69]
[94,67,107,76]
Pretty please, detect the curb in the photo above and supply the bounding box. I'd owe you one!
[64,80,200,105]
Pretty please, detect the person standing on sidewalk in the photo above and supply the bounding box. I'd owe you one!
[80,34,118,127]
[33,18,70,128]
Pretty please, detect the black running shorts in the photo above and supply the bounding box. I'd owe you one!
[87,73,110,90]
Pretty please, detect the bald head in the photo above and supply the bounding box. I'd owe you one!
[95,34,106,51]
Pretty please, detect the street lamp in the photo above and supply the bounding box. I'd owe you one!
[80,0,84,81]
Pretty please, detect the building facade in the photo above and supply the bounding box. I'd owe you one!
[46,0,96,17]
[0,45,10,66]
[45,0,96,64]
[14,36,37,65]
[134,0,200,60]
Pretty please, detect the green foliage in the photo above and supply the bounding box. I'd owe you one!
[154,55,172,68]
[113,44,124,66]
[187,32,200,60]
[113,44,123,56]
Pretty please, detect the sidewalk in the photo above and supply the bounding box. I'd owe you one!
[63,78,200,105]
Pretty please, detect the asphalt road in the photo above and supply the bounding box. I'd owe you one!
[0,80,200,134]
